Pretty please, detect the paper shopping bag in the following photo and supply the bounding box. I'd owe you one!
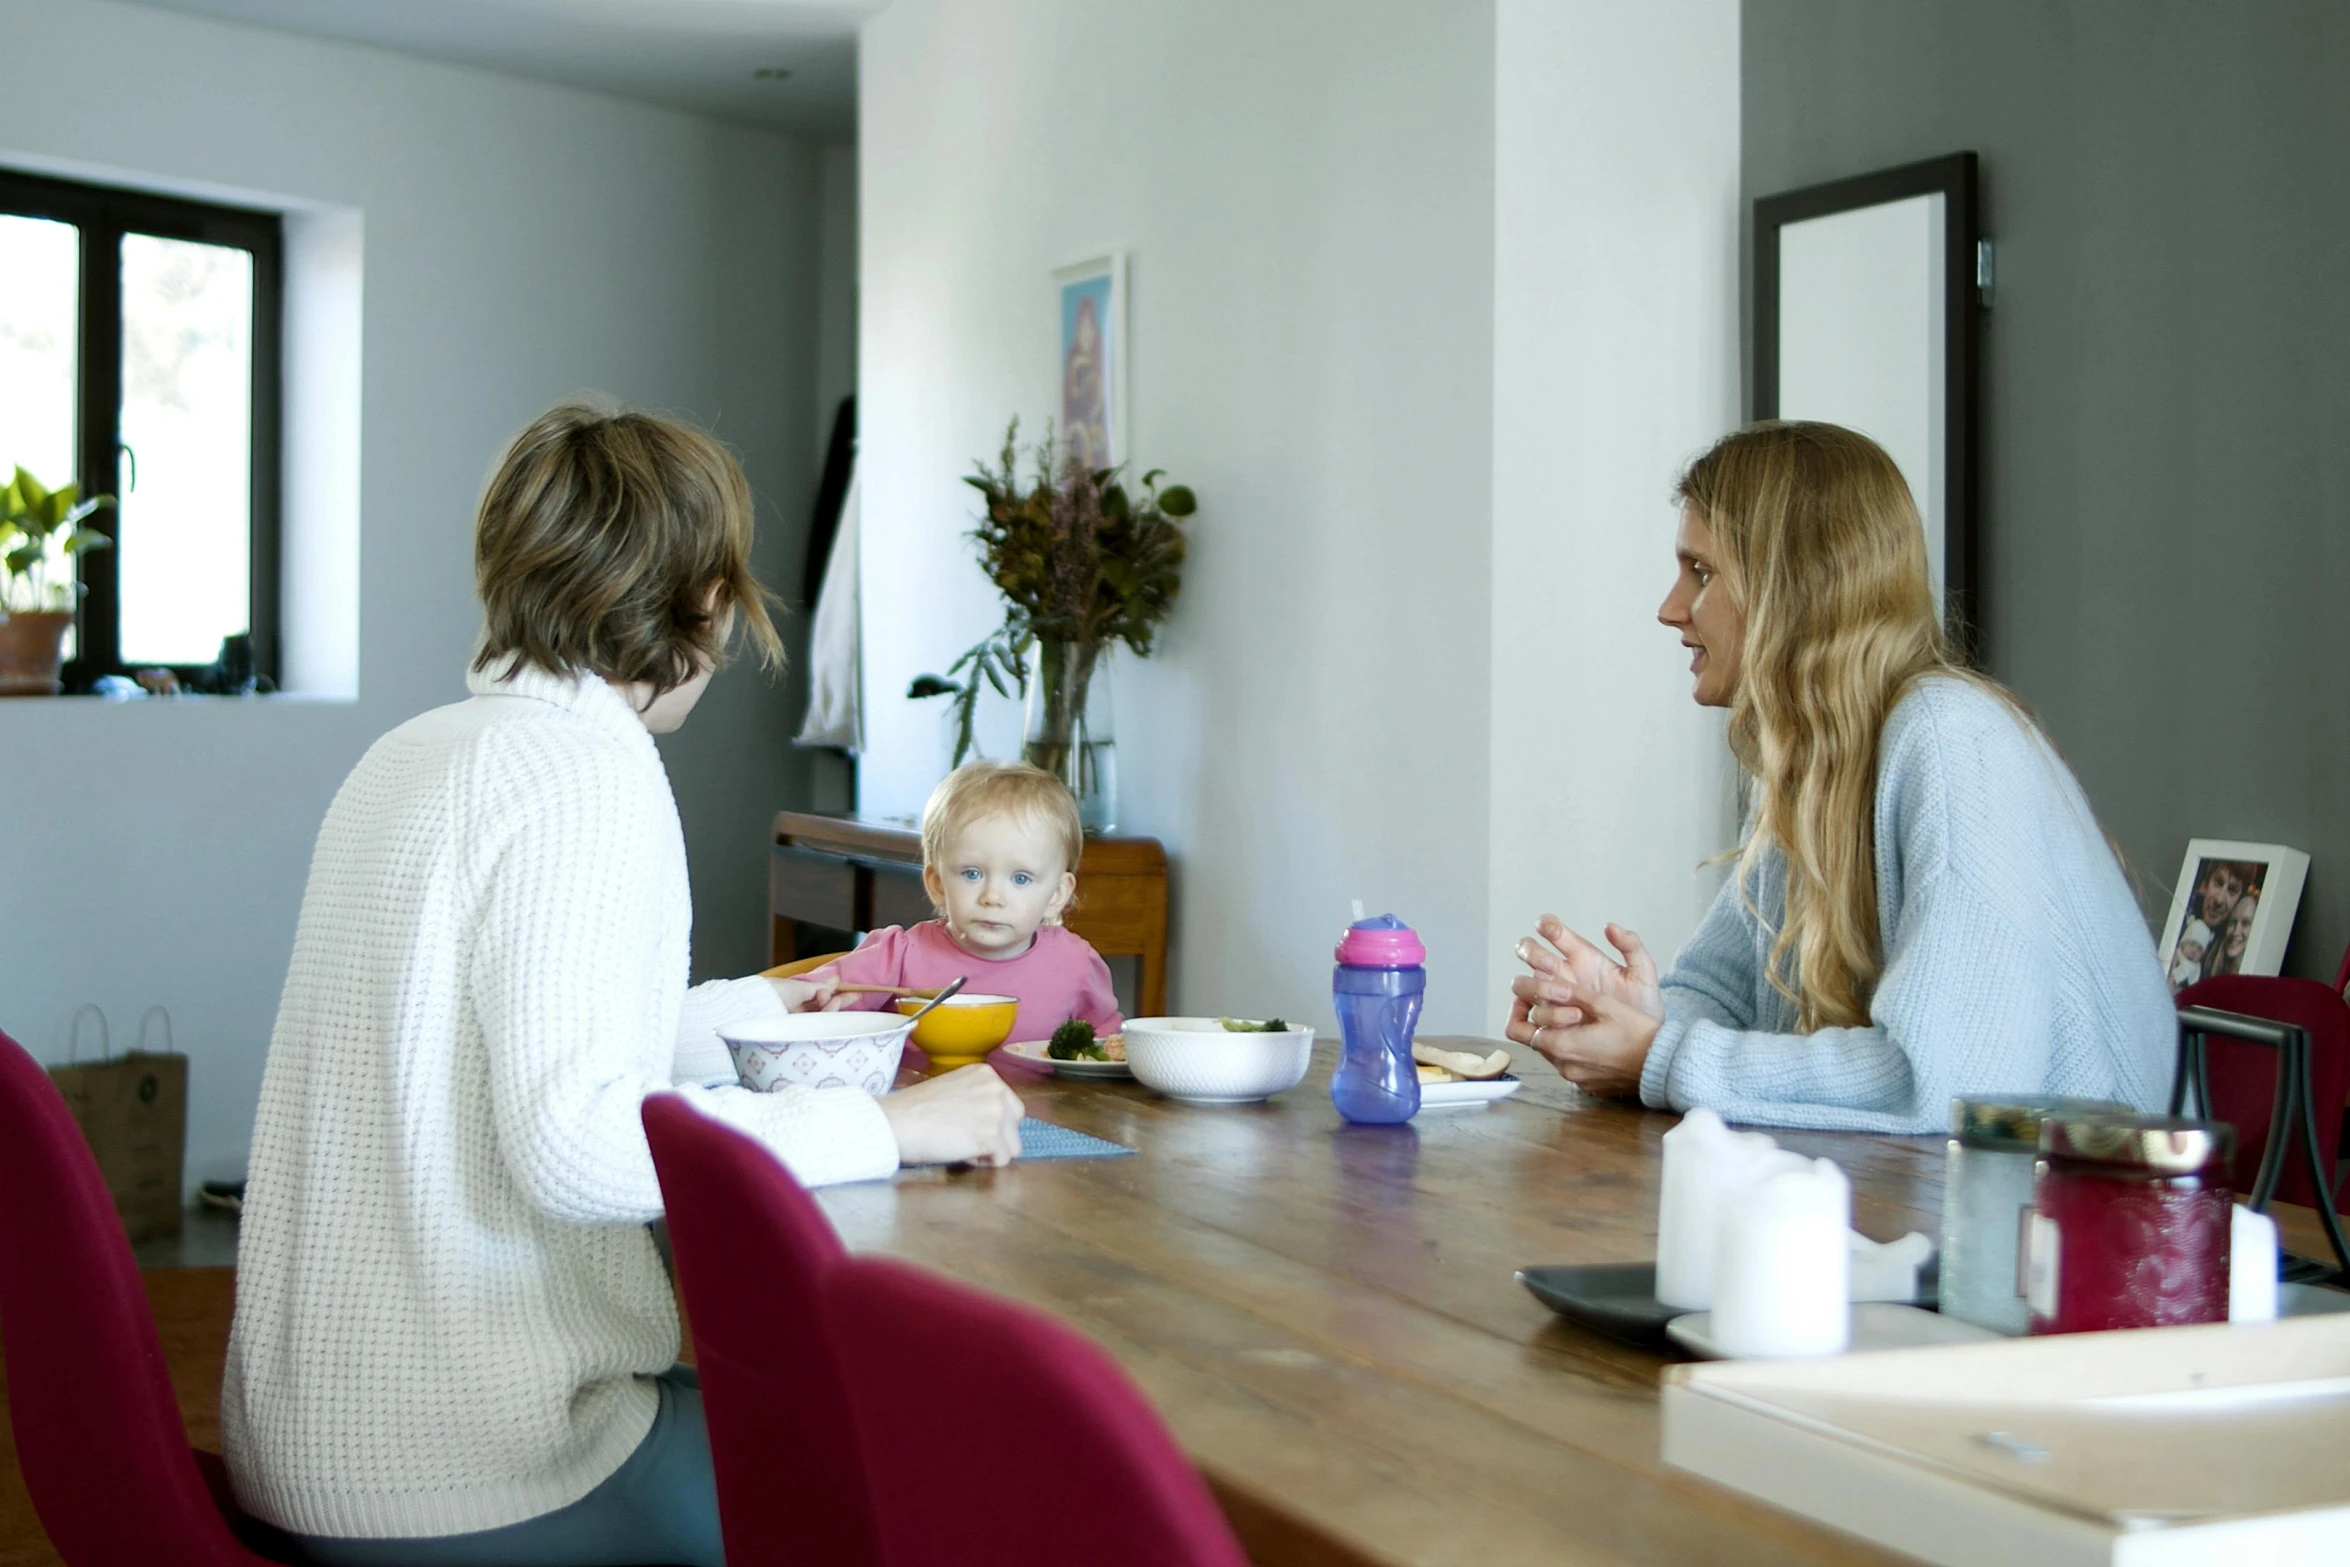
[46,1005,187,1244]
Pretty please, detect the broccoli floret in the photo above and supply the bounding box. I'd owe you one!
[1217,1017,1290,1033]
[1047,1019,1107,1060]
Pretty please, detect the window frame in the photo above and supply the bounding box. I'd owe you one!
[0,166,284,691]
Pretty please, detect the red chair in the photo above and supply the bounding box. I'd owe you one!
[825,1255,1248,1567]
[640,1093,886,1567]
[2173,976,2350,1276]
[0,1027,296,1565]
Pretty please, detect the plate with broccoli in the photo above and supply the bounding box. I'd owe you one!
[1001,1020,1132,1078]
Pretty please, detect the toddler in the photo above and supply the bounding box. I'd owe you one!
[2167,928,2209,991]
[819,761,1123,1046]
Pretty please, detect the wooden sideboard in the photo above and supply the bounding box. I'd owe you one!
[769,811,1170,1018]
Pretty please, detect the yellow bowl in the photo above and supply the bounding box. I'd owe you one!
[894,993,1020,1069]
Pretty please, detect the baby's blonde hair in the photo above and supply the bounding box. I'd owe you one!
[920,761,1084,874]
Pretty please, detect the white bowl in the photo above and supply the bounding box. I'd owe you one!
[1122,1017,1316,1105]
[722,1011,913,1096]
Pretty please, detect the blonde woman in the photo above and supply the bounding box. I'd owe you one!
[1507,422,2171,1132]
[224,402,1023,1566]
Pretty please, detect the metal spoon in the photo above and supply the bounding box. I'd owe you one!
[897,974,968,1027]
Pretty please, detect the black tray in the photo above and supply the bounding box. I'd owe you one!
[1516,1263,1682,1347]
[1517,1260,1940,1349]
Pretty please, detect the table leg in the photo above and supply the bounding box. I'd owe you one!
[1140,945,1167,1018]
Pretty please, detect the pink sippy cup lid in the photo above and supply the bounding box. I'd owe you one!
[1336,913,1425,967]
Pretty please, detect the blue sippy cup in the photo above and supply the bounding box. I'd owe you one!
[1330,913,1426,1124]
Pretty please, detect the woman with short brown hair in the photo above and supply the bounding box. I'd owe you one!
[224,400,1023,1565]
[1507,421,2171,1131]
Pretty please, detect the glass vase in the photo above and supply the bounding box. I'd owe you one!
[1022,637,1117,833]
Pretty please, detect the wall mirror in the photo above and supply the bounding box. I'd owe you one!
[1754,152,1980,650]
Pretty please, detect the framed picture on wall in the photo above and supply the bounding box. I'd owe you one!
[1053,251,1126,468]
[2156,839,2310,992]
[1754,152,1980,653]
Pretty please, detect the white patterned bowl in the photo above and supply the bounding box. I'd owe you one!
[722,1012,913,1096]
[1122,1016,1316,1105]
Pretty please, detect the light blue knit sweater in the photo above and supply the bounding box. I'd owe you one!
[1639,677,2175,1133]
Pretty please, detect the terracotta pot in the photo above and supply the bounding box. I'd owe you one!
[0,610,74,696]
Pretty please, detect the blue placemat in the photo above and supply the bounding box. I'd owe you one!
[1018,1117,1136,1161]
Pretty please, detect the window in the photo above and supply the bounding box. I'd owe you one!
[0,168,282,690]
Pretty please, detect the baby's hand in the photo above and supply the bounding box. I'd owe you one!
[768,971,841,1013]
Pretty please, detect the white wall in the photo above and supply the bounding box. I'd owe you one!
[1484,0,1744,1026]
[858,0,1498,1031]
[0,0,829,1185]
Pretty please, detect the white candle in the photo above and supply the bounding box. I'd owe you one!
[1655,1109,1807,1309]
[1711,1157,1852,1358]
[1848,1230,1936,1302]
[2230,1206,2279,1323]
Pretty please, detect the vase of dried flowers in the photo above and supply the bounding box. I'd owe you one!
[910,421,1195,833]
[1021,634,1117,831]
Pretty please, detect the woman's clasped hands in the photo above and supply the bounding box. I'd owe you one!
[1506,915,1665,1098]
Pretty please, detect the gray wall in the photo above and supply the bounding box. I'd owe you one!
[1744,0,2350,979]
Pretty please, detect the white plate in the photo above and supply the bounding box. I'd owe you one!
[1666,1303,1999,1360]
[1000,1038,1133,1079]
[1417,1074,1522,1109]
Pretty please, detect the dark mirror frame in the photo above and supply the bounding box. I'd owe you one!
[1754,151,1980,656]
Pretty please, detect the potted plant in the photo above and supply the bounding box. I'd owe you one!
[0,467,115,696]
[910,421,1195,831]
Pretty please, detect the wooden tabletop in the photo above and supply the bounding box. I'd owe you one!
[815,1039,1945,1566]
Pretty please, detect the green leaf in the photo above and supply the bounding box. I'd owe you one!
[949,682,982,766]
[61,528,112,556]
[63,493,114,527]
[1158,485,1197,517]
[5,542,42,577]
[907,674,960,699]
[12,468,48,511]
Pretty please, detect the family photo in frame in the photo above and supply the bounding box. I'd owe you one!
[2156,838,2310,992]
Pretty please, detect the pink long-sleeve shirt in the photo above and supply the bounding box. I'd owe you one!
[819,921,1122,1045]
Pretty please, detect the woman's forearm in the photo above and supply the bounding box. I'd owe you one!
[1639,1013,1941,1132]
[673,976,789,1086]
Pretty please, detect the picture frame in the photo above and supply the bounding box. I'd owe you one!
[1053,250,1126,469]
[1754,152,1980,654]
[2156,839,2310,993]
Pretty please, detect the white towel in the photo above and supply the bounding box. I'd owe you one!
[795,466,861,751]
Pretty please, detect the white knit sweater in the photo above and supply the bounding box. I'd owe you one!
[222,664,898,1540]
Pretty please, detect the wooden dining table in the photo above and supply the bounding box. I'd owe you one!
[814,1037,1949,1567]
